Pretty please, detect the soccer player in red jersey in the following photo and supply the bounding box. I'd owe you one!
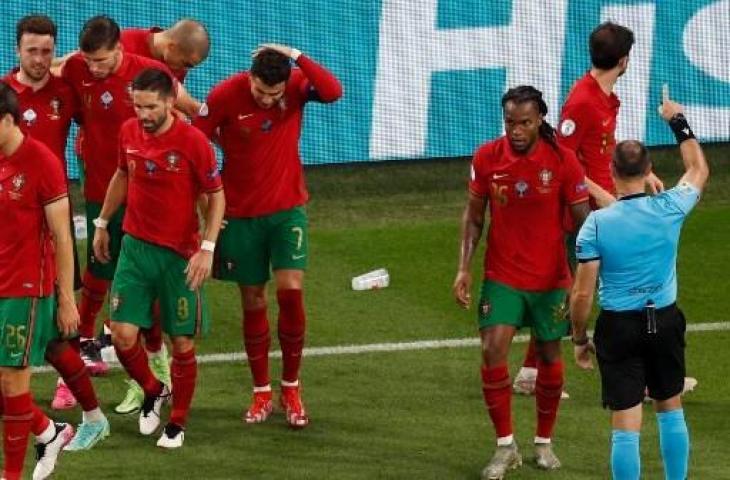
[112,19,210,414]
[93,68,224,448]
[0,81,78,480]
[194,44,342,428]
[120,19,209,83]
[512,23,698,399]
[453,86,590,479]
[6,15,110,451]
[60,15,178,386]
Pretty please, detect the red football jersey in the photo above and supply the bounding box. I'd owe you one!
[0,136,67,297]
[4,71,78,166]
[193,55,342,218]
[557,72,620,194]
[470,137,589,291]
[121,27,188,82]
[118,117,222,259]
[61,52,174,202]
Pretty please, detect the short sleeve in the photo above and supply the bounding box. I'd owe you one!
[557,101,589,153]
[654,183,700,217]
[193,80,229,139]
[560,148,589,205]
[39,151,68,205]
[468,148,491,197]
[191,132,223,193]
[575,212,600,262]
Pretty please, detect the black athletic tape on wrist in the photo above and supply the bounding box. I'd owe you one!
[669,113,695,144]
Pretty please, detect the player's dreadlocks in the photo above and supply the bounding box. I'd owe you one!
[501,85,560,152]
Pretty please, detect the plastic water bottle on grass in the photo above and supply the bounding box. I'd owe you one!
[351,269,390,290]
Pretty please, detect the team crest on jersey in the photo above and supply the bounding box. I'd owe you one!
[559,119,576,137]
[225,260,235,272]
[145,160,158,175]
[22,108,37,126]
[479,300,492,317]
[48,97,61,120]
[261,119,273,132]
[100,91,113,109]
[538,169,553,186]
[515,180,529,198]
[166,151,181,172]
[9,173,26,200]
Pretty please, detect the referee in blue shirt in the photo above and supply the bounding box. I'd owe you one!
[569,87,708,480]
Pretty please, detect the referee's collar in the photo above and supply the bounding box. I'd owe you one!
[618,192,648,201]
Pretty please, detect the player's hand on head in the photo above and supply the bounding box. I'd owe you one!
[658,84,684,121]
[252,43,294,59]
[93,228,111,264]
[452,270,472,309]
[573,341,595,370]
[185,250,213,291]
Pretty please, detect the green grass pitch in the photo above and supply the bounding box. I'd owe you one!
[13,143,730,479]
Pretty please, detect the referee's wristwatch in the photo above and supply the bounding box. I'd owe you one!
[93,217,109,229]
[571,334,590,346]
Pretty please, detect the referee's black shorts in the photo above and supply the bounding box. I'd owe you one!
[594,303,686,411]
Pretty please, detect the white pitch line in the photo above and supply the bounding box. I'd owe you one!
[33,321,730,373]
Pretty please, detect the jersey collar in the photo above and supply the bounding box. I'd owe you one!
[618,192,648,201]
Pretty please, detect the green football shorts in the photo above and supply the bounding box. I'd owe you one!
[0,296,58,367]
[477,280,569,341]
[85,202,125,281]
[215,206,309,285]
[110,235,209,337]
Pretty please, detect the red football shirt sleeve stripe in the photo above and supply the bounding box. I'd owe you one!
[296,55,343,103]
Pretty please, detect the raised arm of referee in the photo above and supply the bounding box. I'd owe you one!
[568,86,708,480]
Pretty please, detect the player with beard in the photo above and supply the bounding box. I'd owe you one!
[453,86,590,479]
[93,68,224,448]
[3,14,110,451]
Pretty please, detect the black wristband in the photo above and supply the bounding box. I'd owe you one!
[668,113,695,144]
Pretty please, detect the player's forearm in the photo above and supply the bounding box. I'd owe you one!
[586,178,615,208]
[201,190,225,243]
[99,170,128,221]
[678,139,709,189]
[296,55,343,103]
[569,290,593,340]
[175,84,202,118]
[667,114,708,190]
[458,211,484,272]
[46,199,75,308]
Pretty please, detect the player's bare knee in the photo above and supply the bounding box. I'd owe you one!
[654,394,682,413]
[535,340,562,364]
[240,285,267,310]
[274,269,304,290]
[111,324,138,351]
[171,335,195,354]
